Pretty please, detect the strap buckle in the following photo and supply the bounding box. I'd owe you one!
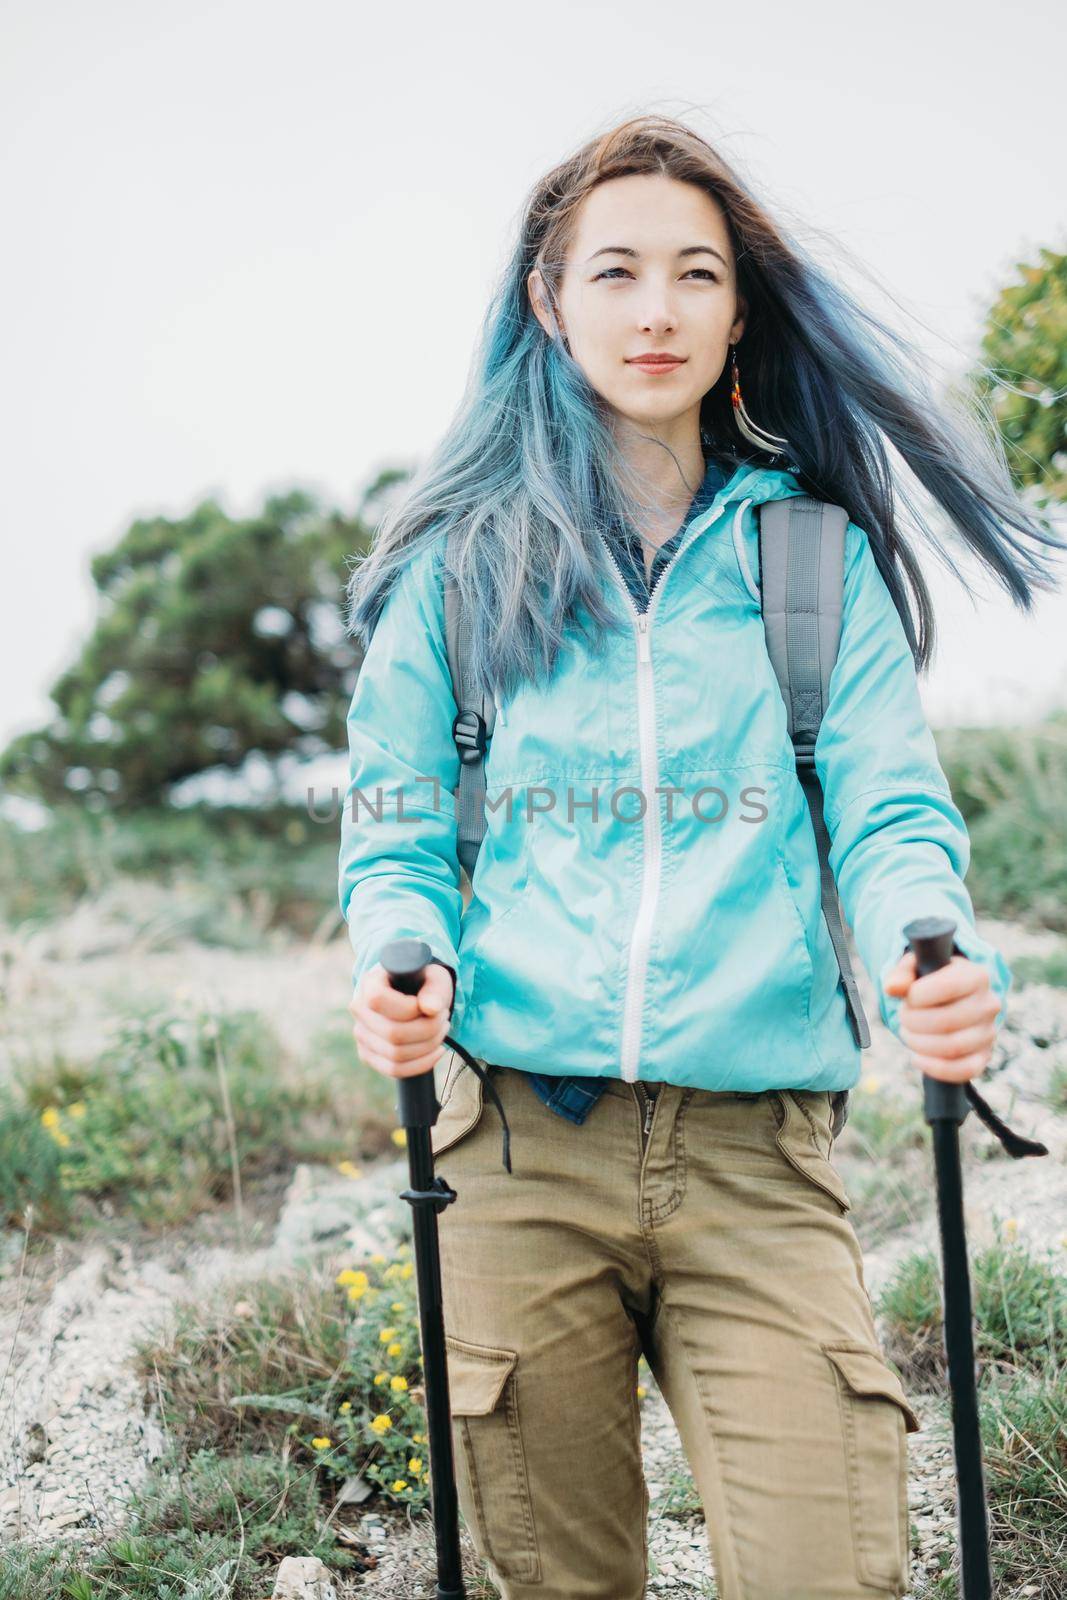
[452,709,488,766]
[793,738,817,772]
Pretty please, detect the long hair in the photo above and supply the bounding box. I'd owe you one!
[345,113,1065,703]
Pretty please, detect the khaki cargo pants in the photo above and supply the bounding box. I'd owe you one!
[428,1054,921,1600]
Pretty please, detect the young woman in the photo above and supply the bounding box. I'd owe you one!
[338,116,1061,1599]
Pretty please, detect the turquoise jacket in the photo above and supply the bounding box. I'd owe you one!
[337,461,1012,1094]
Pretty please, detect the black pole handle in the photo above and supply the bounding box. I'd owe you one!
[380,937,447,1133]
[903,915,970,1127]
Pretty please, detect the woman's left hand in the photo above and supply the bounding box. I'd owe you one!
[883,951,1003,1083]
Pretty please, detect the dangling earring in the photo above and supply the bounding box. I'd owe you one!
[729,344,788,455]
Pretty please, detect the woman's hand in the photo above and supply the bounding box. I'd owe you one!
[349,960,455,1079]
[883,951,1003,1083]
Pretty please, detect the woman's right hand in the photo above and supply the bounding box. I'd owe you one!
[348,960,455,1078]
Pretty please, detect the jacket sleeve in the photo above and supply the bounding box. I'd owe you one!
[337,539,463,1020]
[814,521,1012,1041]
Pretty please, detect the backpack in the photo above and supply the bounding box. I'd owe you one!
[441,496,871,1138]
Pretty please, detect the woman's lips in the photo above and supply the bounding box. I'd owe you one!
[627,357,685,374]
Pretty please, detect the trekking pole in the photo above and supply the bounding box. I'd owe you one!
[380,937,466,1600]
[904,914,992,1600]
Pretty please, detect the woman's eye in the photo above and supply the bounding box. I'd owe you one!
[592,267,720,282]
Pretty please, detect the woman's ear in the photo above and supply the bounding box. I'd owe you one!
[730,293,748,346]
[527,269,554,340]
[528,268,568,349]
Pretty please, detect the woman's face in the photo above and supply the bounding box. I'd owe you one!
[529,172,746,440]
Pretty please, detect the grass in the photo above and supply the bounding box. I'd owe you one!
[0,1000,384,1236]
[0,1446,350,1599]
[877,1220,1067,1389]
[833,1072,934,1249]
[876,1225,1067,1598]
[977,1350,1067,1598]
[906,1351,1067,1600]
[936,713,1067,934]
[1013,944,1067,989]
[0,801,342,943]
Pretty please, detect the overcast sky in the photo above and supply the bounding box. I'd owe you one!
[2,0,1065,796]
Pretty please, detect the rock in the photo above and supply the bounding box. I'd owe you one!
[270,1555,339,1599]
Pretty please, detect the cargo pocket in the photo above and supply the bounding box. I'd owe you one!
[821,1341,920,1592]
[445,1334,541,1584]
[770,1089,852,1214]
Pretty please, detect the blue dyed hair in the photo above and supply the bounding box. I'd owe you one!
[345,113,1065,703]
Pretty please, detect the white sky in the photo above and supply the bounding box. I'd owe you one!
[2,0,1066,784]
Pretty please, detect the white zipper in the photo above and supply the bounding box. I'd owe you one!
[597,496,741,1082]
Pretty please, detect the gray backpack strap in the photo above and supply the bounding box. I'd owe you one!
[757,498,872,1132]
[442,530,495,885]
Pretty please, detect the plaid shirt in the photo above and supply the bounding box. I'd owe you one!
[524,456,730,1124]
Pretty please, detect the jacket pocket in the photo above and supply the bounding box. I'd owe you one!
[821,1341,920,1591]
[770,1089,852,1213]
[772,842,819,1043]
[445,1335,541,1584]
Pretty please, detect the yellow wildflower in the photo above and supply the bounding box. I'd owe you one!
[398,1263,414,1280]
[636,1385,647,1399]
[68,1102,87,1118]
[1001,1218,1018,1241]
[379,1327,397,1342]
[390,1301,405,1311]
[387,1342,402,1358]
[311,1436,332,1449]
[40,1107,60,1128]
[391,1479,408,1491]
[339,1401,352,1414]
[347,1284,367,1303]
[374,1373,388,1386]
[336,1268,368,1288]
[52,1130,71,1147]
[371,1253,386,1265]
[370,1414,392,1434]
[408,1457,423,1474]
[336,1160,363,1179]
[390,1375,408,1392]
[412,1432,426,1444]
[391,1129,407,1148]
[383,1264,401,1282]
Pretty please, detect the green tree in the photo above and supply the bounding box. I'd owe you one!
[967,244,1067,505]
[0,486,378,811]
